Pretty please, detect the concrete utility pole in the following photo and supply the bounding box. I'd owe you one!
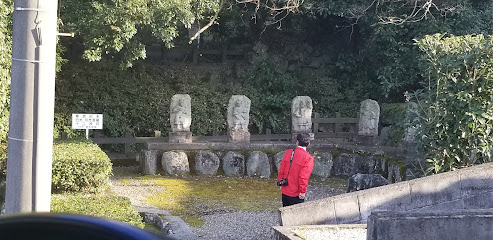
[5,0,58,214]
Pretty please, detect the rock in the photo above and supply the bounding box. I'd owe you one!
[143,213,169,235]
[246,151,271,178]
[380,126,390,142]
[139,150,159,175]
[331,153,379,176]
[312,151,333,179]
[274,151,287,172]
[346,173,388,192]
[162,151,190,175]
[222,151,245,177]
[195,151,220,175]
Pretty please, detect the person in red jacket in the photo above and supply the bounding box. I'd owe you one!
[277,133,314,207]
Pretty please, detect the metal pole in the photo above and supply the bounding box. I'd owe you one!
[5,0,58,214]
[32,0,58,212]
[5,0,38,214]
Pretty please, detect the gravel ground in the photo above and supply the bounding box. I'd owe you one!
[190,185,345,240]
[110,166,346,240]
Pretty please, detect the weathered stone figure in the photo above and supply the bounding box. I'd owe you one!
[169,94,192,143]
[292,96,313,132]
[227,95,251,142]
[403,102,418,143]
[291,96,313,141]
[358,99,380,136]
[170,95,191,132]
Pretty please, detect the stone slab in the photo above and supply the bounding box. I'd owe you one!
[279,198,337,226]
[357,182,411,220]
[367,210,493,240]
[459,163,493,198]
[333,193,361,224]
[408,170,461,209]
[273,224,366,240]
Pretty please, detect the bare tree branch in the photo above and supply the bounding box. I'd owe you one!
[189,0,224,44]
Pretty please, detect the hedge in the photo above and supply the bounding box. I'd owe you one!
[52,140,112,193]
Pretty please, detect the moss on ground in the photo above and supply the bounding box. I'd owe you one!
[310,176,348,190]
[118,174,348,227]
[132,175,280,227]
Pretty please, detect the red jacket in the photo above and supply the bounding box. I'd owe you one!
[277,147,314,197]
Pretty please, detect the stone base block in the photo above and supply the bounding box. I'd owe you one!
[228,130,250,143]
[291,132,314,143]
[139,150,159,175]
[169,131,192,143]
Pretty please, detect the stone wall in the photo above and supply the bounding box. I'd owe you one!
[139,143,404,182]
[367,210,493,240]
[278,162,493,226]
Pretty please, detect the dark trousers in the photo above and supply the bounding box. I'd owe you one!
[282,194,304,207]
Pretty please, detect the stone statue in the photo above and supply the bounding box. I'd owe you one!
[170,94,191,132]
[227,95,251,142]
[292,96,313,133]
[169,94,192,143]
[358,99,380,136]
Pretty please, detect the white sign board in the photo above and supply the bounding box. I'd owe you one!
[72,114,103,129]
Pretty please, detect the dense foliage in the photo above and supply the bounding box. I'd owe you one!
[59,0,221,67]
[0,0,12,185]
[412,34,493,174]
[52,140,113,193]
[51,194,144,228]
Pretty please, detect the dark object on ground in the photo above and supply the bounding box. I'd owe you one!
[347,173,388,193]
[0,213,174,240]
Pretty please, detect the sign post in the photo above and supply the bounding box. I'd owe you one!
[72,114,103,139]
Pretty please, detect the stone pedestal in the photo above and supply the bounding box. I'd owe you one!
[139,150,159,175]
[169,131,192,143]
[291,132,314,143]
[228,129,250,143]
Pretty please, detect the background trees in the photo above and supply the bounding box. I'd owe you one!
[0,0,492,176]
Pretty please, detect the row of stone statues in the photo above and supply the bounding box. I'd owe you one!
[168,94,380,143]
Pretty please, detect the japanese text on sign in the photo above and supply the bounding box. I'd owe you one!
[72,114,103,129]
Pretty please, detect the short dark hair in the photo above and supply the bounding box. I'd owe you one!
[297,133,310,147]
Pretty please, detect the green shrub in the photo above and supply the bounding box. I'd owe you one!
[413,34,493,174]
[52,140,112,193]
[51,194,144,228]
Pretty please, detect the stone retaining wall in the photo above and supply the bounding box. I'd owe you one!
[278,162,493,226]
[139,143,404,182]
[367,210,493,240]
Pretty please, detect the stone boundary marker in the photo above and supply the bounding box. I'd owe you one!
[278,162,493,226]
[367,210,493,240]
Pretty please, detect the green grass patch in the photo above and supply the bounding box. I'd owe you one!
[119,178,131,184]
[310,175,348,190]
[51,193,144,228]
[130,175,280,227]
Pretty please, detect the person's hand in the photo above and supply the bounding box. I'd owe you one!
[299,192,306,199]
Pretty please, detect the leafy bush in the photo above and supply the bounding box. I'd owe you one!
[52,140,112,193]
[51,194,144,228]
[0,0,13,189]
[412,34,493,174]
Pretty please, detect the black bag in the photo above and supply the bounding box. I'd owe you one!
[277,148,295,186]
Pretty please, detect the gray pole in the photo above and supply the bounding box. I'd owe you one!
[5,0,58,214]
[33,0,58,212]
